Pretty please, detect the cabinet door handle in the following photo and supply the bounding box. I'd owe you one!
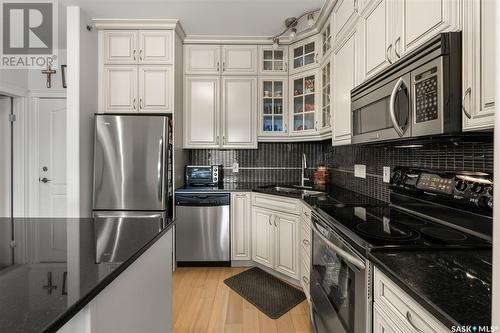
[462,87,472,119]
[133,50,136,61]
[140,49,143,60]
[406,311,424,333]
[222,62,226,71]
[314,53,319,64]
[386,44,393,64]
[222,135,226,144]
[139,98,143,109]
[284,61,288,72]
[268,215,273,226]
[303,239,310,246]
[133,98,136,110]
[216,135,220,145]
[302,276,309,284]
[304,211,310,217]
[274,215,278,227]
[394,37,401,58]
[217,62,220,72]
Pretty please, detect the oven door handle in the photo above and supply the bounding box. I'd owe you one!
[389,77,407,137]
[311,220,366,270]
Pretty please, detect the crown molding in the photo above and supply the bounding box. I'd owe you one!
[92,19,186,40]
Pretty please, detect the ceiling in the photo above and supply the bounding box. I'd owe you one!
[61,0,326,36]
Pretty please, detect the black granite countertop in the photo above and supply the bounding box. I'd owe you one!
[369,250,492,328]
[0,217,174,333]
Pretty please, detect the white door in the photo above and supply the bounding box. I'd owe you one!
[139,65,173,113]
[103,30,138,64]
[274,212,299,279]
[183,76,220,148]
[103,65,138,113]
[184,45,221,75]
[221,46,258,75]
[139,31,173,64]
[462,0,496,131]
[0,98,10,217]
[251,207,274,268]
[231,193,251,261]
[221,76,257,148]
[38,99,67,218]
[394,0,460,57]
[332,28,357,146]
[358,0,393,81]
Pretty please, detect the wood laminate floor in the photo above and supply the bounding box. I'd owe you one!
[172,267,312,333]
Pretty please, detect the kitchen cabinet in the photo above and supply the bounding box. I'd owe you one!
[221,45,258,75]
[357,0,393,81]
[392,0,461,58]
[320,60,332,132]
[300,205,312,301]
[221,77,258,148]
[184,76,220,148]
[373,303,402,333]
[258,46,288,75]
[184,45,221,75]
[252,207,275,268]
[274,212,300,278]
[139,66,173,112]
[462,0,496,131]
[259,77,288,137]
[332,27,357,146]
[231,193,252,261]
[103,65,138,113]
[289,35,319,75]
[374,267,449,333]
[103,30,173,65]
[289,70,320,136]
[332,0,359,42]
[320,20,333,58]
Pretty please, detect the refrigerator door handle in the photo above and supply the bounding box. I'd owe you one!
[158,136,164,202]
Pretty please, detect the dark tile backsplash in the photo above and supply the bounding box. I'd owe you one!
[188,136,493,202]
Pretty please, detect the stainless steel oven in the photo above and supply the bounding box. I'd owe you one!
[351,32,462,144]
[310,212,371,333]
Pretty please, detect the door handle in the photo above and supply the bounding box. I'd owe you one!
[140,98,143,110]
[133,50,136,61]
[303,239,310,246]
[389,77,407,137]
[406,311,424,333]
[39,177,52,183]
[268,215,272,226]
[395,37,401,58]
[133,98,137,110]
[158,137,164,202]
[386,44,393,64]
[274,215,278,227]
[462,87,472,119]
[140,49,143,60]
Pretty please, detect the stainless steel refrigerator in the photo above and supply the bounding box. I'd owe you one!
[92,114,172,263]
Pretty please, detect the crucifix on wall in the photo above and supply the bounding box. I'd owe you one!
[41,65,57,88]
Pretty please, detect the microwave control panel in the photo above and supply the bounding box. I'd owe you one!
[414,67,438,123]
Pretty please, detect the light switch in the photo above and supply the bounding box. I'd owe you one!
[383,167,391,183]
[354,164,366,179]
[232,162,239,173]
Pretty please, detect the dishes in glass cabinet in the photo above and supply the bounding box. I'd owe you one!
[305,78,315,93]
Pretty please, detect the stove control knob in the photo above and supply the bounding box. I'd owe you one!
[391,170,403,183]
[455,180,468,192]
[471,183,484,194]
[478,196,493,209]
[487,187,493,196]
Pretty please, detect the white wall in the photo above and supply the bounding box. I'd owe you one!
[0,98,11,218]
[66,7,98,218]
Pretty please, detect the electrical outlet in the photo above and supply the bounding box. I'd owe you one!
[232,162,239,173]
[383,166,391,183]
[354,164,366,179]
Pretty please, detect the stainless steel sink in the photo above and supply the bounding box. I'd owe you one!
[271,186,325,196]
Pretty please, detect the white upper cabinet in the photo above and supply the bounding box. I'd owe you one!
[139,66,173,113]
[103,65,138,113]
[258,46,288,75]
[320,60,332,132]
[332,27,357,146]
[221,77,258,148]
[221,45,258,75]
[184,45,221,75]
[357,0,394,81]
[184,76,220,148]
[259,77,288,137]
[320,20,333,58]
[290,70,320,136]
[332,0,359,41]
[289,35,319,75]
[392,0,461,58]
[462,0,496,131]
[138,31,173,64]
[104,31,138,64]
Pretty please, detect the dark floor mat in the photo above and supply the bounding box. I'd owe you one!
[224,267,306,319]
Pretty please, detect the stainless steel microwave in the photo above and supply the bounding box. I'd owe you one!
[351,32,462,144]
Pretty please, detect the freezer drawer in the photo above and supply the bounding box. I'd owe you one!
[93,211,165,263]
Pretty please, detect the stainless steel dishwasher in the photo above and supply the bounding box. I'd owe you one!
[175,193,230,265]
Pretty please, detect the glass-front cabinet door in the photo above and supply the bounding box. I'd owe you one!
[321,23,332,57]
[289,36,319,74]
[259,78,288,136]
[290,71,319,135]
[258,46,288,75]
[320,61,332,131]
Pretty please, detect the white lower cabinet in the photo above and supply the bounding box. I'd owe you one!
[300,204,312,301]
[251,206,300,280]
[374,267,449,333]
[231,193,252,261]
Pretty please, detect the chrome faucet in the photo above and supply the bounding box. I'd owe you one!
[301,153,310,188]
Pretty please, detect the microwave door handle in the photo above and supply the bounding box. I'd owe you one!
[311,219,365,270]
[389,77,407,137]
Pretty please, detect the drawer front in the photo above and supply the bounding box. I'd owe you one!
[374,268,449,333]
[252,193,300,215]
[373,303,403,333]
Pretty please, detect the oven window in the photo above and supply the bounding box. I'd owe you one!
[188,168,212,179]
[312,230,355,333]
